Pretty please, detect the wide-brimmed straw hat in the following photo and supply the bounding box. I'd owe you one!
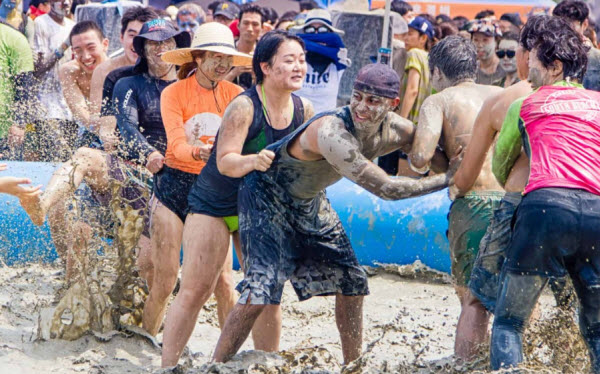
[161,22,252,66]
[291,9,344,35]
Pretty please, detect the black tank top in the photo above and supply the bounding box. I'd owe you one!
[188,86,305,217]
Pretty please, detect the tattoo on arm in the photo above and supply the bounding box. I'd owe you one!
[216,95,256,177]
[318,119,448,201]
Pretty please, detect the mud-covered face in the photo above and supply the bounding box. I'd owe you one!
[121,20,144,65]
[350,89,393,126]
[49,0,69,17]
[516,45,529,80]
[177,13,201,33]
[472,32,496,61]
[197,51,233,81]
[144,38,176,71]
[528,47,560,90]
[262,40,306,91]
[498,39,518,73]
[71,30,108,73]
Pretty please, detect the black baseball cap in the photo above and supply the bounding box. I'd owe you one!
[132,18,191,73]
[214,2,240,20]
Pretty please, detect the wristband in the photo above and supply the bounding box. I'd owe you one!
[54,48,65,60]
[191,147,201,161]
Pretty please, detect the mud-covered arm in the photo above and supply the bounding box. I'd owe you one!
[318,118,448,201]
[301,97,315,122]
[454,96,496,193]
[59,64,92,130]
[492,99,524,187]
[113,79,156,161]
[408,95,443,174]
[216,95,257,178]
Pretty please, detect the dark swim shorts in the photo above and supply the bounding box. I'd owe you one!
[504,188,600,284]
[236,173,369,305]
[469,192,521,312]
[447,191,503,287]
[153,165,196,222]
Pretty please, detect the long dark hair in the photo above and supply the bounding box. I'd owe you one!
[252,30,305,84]
[177,50,206,80]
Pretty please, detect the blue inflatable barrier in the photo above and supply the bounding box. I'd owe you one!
[0,162,452,273]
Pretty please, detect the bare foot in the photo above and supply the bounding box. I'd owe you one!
[20,192,45,226]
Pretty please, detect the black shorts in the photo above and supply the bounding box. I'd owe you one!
[505,188,600,284]
[153,165,197,222]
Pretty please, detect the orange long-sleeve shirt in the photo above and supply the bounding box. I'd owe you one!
[160,75,243,174]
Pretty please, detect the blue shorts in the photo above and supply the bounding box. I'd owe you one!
[236,172,369,305]
[505,188,600,283]
[468,192,521,312]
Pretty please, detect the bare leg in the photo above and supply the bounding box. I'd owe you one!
[213,302,266,362]
[231,232,282,351]
[161,214,231,367]
[454,286,490,360]
[65,221,93,282]
[213,240,236,328]
[20,147,109,226]
[142,200,183,336]
[335,294,363,364]
[137,235,154,290]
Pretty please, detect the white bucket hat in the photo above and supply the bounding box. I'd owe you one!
[291,8,344,35]
[161,22,252,66]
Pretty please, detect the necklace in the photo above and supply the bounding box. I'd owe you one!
[260,84,293,128]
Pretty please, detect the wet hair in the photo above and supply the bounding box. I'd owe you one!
[120,7,158,36]
[475,9,495,19]
[69,20,104,45]
[500,31,519,43]
[436,22,458,40]
[238,3,265,24]
[552,0,589,24]
[521,15,589,81]
[429,35,477,82]
[452,15,469,30]
[391,0,412,16]
[177,50,207,80]
[299,0,319,12]
[275,11,298,30]
[253,30,305,84]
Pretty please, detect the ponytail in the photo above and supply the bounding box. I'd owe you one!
[176,51,206,80]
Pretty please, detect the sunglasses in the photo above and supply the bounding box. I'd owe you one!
[496,49,516,59]
[303,25,331,34]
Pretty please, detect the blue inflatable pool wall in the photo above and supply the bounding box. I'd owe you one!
[0,162,452,273]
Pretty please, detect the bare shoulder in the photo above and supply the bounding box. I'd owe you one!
[490,80,532,130]
[59,60,80,78]
[221,94,254,131]
[300,96,315,121]
[315,114,357,145]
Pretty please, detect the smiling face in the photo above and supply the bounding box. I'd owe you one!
[71,30,108,73]
[472,32,496,61]
[239,12,262,44]
[498,39,518,73]
[197,51,233,81]
[261,40,306,91]
[143,37,176,70]
[350,90,396,126]
[120,20,144,65]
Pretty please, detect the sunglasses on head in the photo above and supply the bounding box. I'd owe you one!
[303,25,331,34]
[496,49,516,59]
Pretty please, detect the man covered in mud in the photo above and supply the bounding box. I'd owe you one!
[489,15,600,372]
[406,36,503,360]
[59,20,109,148]
[212,63,458,364]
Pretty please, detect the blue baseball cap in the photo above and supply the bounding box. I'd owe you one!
[408,16,434,40]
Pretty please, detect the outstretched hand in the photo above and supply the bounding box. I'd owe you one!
[0,176,42,197]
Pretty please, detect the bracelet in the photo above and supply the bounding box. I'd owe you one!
[191,147,201,161]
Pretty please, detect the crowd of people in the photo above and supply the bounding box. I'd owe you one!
[1,0,600,371]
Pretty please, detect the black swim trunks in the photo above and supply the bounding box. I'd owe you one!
[152,165,196,222]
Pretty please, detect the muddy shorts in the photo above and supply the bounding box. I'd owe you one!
[504,188,600,281]
[236,173,369,305]
[447,191,503,287]
[468,192,521,312]
[153,165,197,222]
[90,154,152,237]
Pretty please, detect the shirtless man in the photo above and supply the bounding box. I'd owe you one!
[59,20,108,145]
[88,7,157,146]
[212,64,457,364]
[406,36,503,360]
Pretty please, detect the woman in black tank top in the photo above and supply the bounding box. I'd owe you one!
[161,31,315,367]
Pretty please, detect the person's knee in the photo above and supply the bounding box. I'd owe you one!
[152,268,179,299]
[177,282,215,311]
